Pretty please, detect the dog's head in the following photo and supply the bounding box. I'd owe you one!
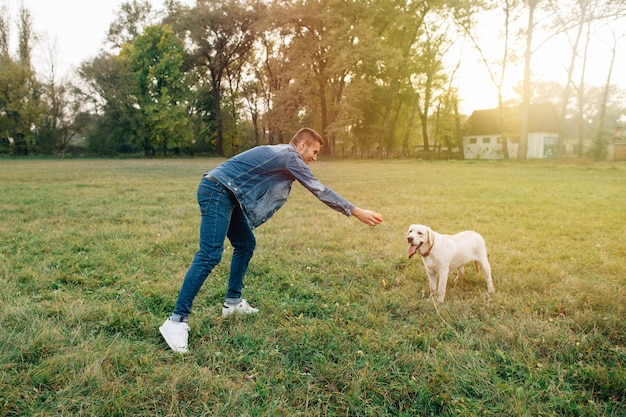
[406,224,433,258]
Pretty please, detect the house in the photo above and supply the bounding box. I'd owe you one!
[462,103,560,160]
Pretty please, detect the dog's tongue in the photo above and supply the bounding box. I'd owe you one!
[408,244,418,258]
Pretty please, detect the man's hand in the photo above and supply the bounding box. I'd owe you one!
[352,207,384,226]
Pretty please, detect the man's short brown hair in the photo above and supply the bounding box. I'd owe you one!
[290,128,324,146]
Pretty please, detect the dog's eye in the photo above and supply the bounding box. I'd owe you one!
[417,231,423,235]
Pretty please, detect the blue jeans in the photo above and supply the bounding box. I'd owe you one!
[172,178,256,319]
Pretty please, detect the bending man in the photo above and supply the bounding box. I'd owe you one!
[160,128,383,353]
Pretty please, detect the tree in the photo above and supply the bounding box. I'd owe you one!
[518,0,540,161]
[540,0,625,158]
[0,5,41,155]
[247,6,304,146]
[272,0,387,157]
[31,37,90,155]
[548,0,593,157]
[432,60,463,159]
[185,0,259,156]
[122,25,192,155]
[412,16,454,155]
[590,16,625,159]
[79,53,142,155]
[344,1,461,158]
[0,4,9,56]
[456,0,523,159]
[107,0,158,50]
[376,0,432,156]
[515,0,625,159]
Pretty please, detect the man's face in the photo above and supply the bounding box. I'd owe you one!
[297,141,321,164]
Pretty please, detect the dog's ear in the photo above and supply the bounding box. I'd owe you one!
[427,227,434,247]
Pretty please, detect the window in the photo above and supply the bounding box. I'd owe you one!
[469,138,477,144]
[482,137,491,144]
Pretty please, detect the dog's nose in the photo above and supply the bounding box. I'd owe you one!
[407,236,413,244]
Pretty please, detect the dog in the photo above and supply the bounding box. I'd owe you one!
[406,224,495,302]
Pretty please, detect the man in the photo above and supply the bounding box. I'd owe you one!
[160,128,383,353]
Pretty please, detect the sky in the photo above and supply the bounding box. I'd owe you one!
[13,0,191,76]
[6,0,626,114]
[453,21,626,113]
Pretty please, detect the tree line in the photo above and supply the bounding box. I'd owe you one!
[1,0,624,159]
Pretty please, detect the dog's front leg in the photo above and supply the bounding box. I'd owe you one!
[437,267,450,302]
[426,268,438,301]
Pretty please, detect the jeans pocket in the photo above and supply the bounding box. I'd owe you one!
[198,181,232,215]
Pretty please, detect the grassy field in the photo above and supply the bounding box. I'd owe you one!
[0,158,624,416]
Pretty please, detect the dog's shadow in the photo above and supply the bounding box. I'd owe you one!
[449,268,485,292]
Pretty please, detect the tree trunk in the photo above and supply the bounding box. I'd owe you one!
[518,0,538,161]
[557,4,586,158]
[592,30,617,160]
[576,21,592,157]
[212,78,223,155]
[318,79,333,157]
[454,99,464,160]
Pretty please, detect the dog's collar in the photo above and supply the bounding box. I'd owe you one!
[420,237,434,257]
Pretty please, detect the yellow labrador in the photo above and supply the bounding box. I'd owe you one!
[406,224,495,302]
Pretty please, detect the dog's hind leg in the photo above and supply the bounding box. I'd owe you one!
[478,257,495,294]
[454,266,465,286]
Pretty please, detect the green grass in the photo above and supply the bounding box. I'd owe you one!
[1,158,624,416]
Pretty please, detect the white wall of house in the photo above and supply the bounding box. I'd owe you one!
[462,133,559,159]
[462,135,503,159]
[526,133,558,159]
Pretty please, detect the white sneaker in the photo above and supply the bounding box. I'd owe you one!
[159,319,189,353]
[222,299,259,317]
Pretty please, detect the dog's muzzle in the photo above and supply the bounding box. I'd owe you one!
[407,239,423,258]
